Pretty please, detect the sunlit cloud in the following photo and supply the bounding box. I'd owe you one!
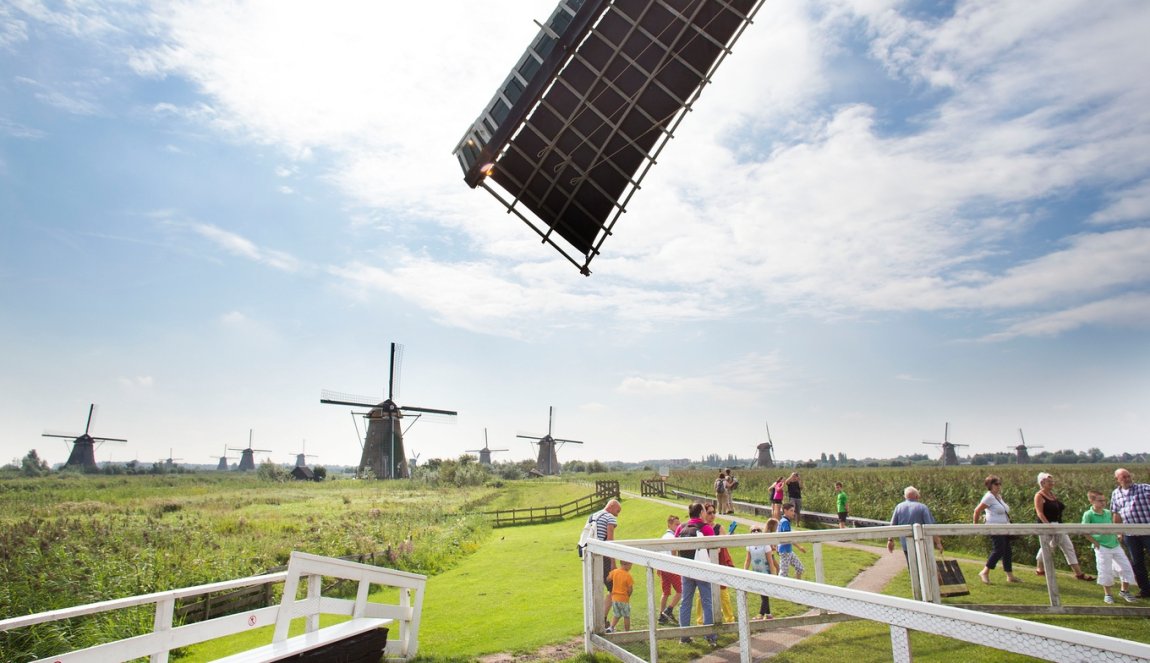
[190,222,301,272]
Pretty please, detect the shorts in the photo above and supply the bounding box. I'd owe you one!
[612,601,631,618]
[771,498,783,504]
[837,511,848,524]
[659,570,682,596]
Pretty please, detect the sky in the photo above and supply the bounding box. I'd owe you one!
[1,0,1148,470]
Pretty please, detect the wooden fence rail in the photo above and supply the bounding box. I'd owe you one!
[484,480,620,527]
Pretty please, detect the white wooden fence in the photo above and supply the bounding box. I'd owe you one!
[582,523,1150,663]
[0,551,426,663]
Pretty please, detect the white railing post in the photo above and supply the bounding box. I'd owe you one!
[149,597,174,663]
[890,625,912,663]
[645,565,658,663]
[735,588,751,663]
[582,548,596,652]
[306,573,322,633]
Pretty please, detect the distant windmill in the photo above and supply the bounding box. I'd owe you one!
[211,445,237,471]
[1009,428,1044,464]
[229,429,272,471]
[292,440,317,468]
[163,448,183,468]
[42,404,127,472]
[518,407,583,476]
[466,428,509,466]
[923,422,969,466]
[321,342,458,480]
[756,421,776,468]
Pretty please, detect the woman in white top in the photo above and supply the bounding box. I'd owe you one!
[973,474,1022,584]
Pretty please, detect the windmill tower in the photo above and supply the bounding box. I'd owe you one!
[518,407,583,476]
[756,421,776,468]
[1009,428,1043,464]
[923,422,969,466]
[229,429,272,471]
[212,445,237,471]
[42,404,127,472]
[466,428,508,466]
[292,440,317,468]
[321,342,458,480]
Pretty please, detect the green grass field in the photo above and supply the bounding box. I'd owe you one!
[3,471,1148,662]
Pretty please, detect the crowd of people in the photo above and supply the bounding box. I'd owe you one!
[582,465,1149,638]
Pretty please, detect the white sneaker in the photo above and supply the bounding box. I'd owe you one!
[1104,595,1115,604]
[1120,590,1137,603]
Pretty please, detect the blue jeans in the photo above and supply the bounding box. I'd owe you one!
[1125,534,1150,595]
[679,576,714,632]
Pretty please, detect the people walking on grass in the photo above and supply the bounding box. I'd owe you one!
[658,515,682,624]
[778,503,806,579]
[676,502,718,646]
[887,486,943,560]
[1034,472,1094,581]
[606,561,634,632]
[1082,490,1138,604]
[771,476,785,520]
[786,472,803,521]
[835,481,849,529]
[973,474,1021,584]
[714,470,731,515]
[744,520,778,619]
[589,498,623,623]
[1111,468,1150,598]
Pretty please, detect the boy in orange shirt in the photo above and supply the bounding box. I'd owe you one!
[607,560,634,632]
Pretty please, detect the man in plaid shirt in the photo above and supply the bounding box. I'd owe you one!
[1111,468,1150,599]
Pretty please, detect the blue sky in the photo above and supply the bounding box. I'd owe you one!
[1,0,1148,469]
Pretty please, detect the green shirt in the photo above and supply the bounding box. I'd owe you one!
[1082,507,1118,548]
[836,490,848,513]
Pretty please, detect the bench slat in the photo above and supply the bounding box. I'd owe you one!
[211,618,389,663]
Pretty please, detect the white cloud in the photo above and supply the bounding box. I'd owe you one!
[117,375,154,389]
[190,222,301,272]
[980,292,1150,342]
[1090,179,1150,226]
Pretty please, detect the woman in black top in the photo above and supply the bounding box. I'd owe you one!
[1034,472,1093,580]
[786,472,803,521]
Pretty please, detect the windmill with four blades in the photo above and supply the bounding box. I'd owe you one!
[42,404,127,472]
[923,422,968,466]
[291,440,318,468]
[229,429,272,471]
[756,420,776,468]
[466,428,509,466]
[518,407,583,476]
[162,448,183,468]
[321,342,457,480]
[211,445,237,471]
[1009,428,1044,464]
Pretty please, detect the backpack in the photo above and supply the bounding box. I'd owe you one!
[676,522,708,562]
[714,478,726,494]
[729,476,739,491]
[577,512,600,558]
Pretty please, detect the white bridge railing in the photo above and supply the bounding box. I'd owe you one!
[0,551,426,663]
[582,523,1150,663]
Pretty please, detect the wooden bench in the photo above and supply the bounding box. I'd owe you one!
[0,551,426,663]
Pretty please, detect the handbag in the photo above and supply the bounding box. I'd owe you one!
[936,556,970,597]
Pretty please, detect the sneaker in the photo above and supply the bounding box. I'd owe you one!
[1120,590,1137,603]
[679,637,693,644]
[1104,595,1115,604]
[658,613,669,625]
[706,637,720,647]
[605,626,614,633]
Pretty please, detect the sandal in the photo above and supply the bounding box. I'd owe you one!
[1075,573,1096,581]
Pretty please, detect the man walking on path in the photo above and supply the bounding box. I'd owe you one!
[590,499,622,623]
[1111,468,1150,598]
[887,486,943,559]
